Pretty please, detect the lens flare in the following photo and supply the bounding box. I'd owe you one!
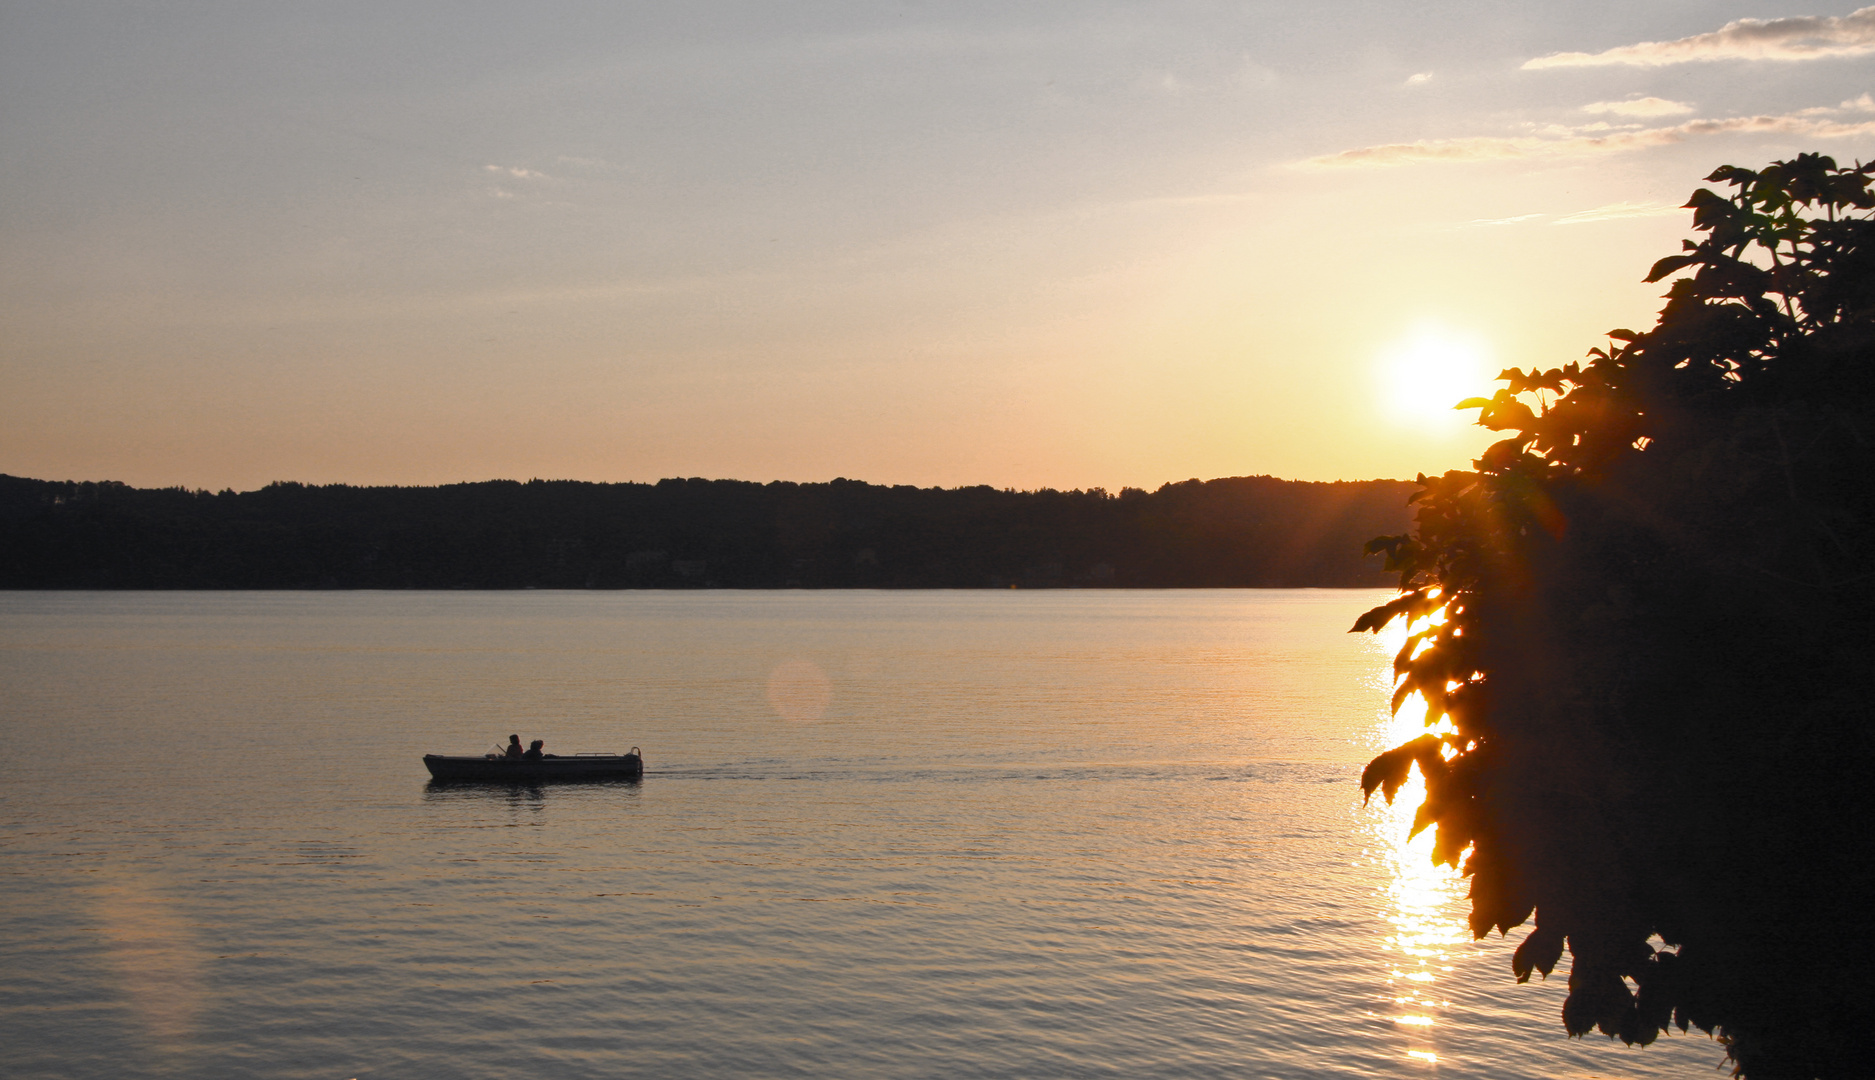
[91,871,209,1049]
[766,659,832,721]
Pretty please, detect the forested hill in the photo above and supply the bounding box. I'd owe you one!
[0,473,1417,589]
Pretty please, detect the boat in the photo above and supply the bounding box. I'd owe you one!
[423,747,643,783]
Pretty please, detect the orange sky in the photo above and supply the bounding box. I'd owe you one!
[5,4,1873,490]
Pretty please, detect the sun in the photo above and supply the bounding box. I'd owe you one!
[1377,326,1495,431]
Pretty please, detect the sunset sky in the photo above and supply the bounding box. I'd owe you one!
[4,2,1873,491]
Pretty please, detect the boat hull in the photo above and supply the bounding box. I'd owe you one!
[423,753,642,783]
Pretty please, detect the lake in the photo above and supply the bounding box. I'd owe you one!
[0,590,1718,1078]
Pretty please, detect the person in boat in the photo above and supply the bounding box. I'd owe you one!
[505,734,524,759]
[523,739,545,760]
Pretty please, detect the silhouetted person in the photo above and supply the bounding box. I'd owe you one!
[505,734,523,759]
[523,739,545,760]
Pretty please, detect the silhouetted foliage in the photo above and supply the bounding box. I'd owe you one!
[1356,155,1875,1078]
[0,473,1413,589]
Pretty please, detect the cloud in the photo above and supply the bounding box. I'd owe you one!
[484,164,550,180]
[1525,6,1875,68]
[1844,92,1875,111]
[1554,200,1683,224]
[1463,212,1546,227]
[1406,72,1434,86]
[1303,112,1875,168]
[1582,97,1694,117]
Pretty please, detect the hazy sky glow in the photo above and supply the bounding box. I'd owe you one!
[3,2,1871,490]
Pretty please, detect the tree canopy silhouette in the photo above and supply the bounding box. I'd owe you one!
[1355,155,1875,1079]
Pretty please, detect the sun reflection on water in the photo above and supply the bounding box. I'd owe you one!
[1365,614,1468,1067]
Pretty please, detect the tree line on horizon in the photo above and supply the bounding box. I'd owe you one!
[0,472,1416,590]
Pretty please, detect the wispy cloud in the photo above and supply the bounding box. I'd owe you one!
[1304,112,1875,168]
[1554,200,1683,224]
[1583,97,1694,117]
[1525,6,1875,68]
[1455,203,1683,228]
[1405,72,1434,86]
[484,164,551,180]
[1463,212,1545,227]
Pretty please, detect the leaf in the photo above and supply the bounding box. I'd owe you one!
[1562,969,1633,1039]
[1705,165,1755,186]
[1429,803,1471,865]
[1644,254,1696,283]
[1511,924,1565,984]
[1348,589,1436,634]
[1358,734,1442,805]
[1633,950,1678,1039]
[1461,848,1534,938]
[1359,745,1414,807]
[1618,1004,1654,1046]
[1362,534,1406,558]
[1477,436,1534,472]
[1410,799,1438,838]
[1478,397,1538,431]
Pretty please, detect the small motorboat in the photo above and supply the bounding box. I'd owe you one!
[423,747,643,783]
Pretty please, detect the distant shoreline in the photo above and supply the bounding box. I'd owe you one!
[0,473,1417,590]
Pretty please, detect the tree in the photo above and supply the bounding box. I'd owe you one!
[1355,155,1875,1079]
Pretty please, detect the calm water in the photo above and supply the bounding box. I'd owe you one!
[0,590,1717,1079]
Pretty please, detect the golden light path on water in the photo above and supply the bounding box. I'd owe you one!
[1365,612,1468,1068]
